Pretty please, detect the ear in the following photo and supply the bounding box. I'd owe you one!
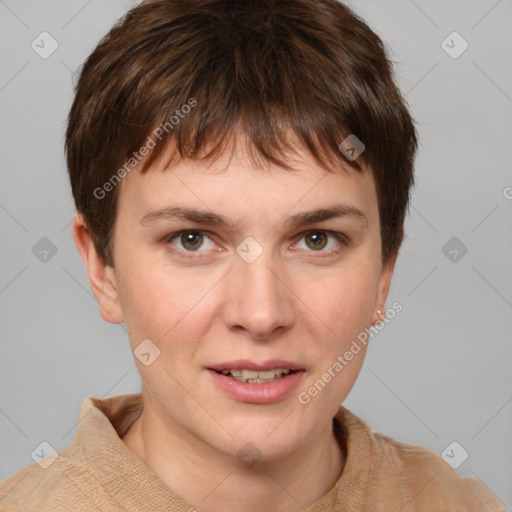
[72,213,124,325]
[371,255,397,326]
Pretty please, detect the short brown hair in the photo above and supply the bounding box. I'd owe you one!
[66,0,417,266]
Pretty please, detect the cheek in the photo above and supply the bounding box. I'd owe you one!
[116,257,217,346]
[301,265,378,339]
[296,269,377,407]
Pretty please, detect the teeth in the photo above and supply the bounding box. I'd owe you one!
[258,369,278,379]
[241,369,259,380]
[219,368,291,382]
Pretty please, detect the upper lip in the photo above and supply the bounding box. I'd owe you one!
[207,359,305,372]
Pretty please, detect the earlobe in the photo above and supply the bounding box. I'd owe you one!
[371,256,397,325]
[372,307,385,325]
[71,214,124,325]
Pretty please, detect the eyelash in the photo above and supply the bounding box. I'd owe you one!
[164,230,350,260]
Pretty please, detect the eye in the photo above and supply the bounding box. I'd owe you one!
[293,230,348,255]
[166,230,216,255]
[165,229,349,260]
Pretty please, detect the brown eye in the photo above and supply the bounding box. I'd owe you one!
[165,230,218,260]
[293,230,349,256]
[304,232,328,251]
[180,232,204,251]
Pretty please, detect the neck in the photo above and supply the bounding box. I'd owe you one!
[123,402,345,511]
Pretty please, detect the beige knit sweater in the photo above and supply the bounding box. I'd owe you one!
[0,393,504,511]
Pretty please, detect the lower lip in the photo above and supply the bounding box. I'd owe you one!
[206,369,305,404]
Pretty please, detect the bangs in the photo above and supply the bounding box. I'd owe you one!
[66,0,417,265]
[137,105,362,176]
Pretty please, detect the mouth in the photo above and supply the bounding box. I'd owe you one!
[211,368,299,384]
[206,360,305,403]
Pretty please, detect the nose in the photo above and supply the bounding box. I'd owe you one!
[221,247,295,340]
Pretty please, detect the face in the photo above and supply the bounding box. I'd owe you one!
[75,141,394,463]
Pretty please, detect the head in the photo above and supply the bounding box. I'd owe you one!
[68,0,417,463]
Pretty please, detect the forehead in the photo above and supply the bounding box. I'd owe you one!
[117,140,378,229]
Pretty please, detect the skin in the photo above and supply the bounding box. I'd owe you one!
[73,139,396,512]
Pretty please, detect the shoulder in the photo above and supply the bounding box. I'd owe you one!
[335,407,504,511]
[371,432,504,511]
[0,394,146,511]
[0,445,93,512]
[0,443,118,511]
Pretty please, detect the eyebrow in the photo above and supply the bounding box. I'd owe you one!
[139,203,368,230]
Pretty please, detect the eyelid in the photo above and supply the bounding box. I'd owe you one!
[165,230,218,258]
[291,229,350,256]
[295,229,350,246]
[165,229,349,258]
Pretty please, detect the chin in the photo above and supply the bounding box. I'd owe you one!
[212,412,312,458]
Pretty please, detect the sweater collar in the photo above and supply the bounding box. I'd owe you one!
[76,393,374,510]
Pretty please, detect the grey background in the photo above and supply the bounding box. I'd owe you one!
[1,0,511,507]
